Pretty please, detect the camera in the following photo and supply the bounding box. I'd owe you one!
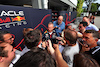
[51,38,61,44]
[42,33,61,44]
[51,35,61,44]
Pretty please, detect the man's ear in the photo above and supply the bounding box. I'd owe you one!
[0,41,3,43]
[66,40,69,45]
[0,57,4,62]
[95,38,98,42]
[85,26,87,28]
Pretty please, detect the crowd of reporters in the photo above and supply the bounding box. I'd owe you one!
[0,15,100,67]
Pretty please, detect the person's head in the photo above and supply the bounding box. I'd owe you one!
[66,23,77,30]
[83,30,99,48]
[66,24,72,29]
[48,22,54,32]
[0,42,16,66]
[90,15,95,19]
[0,31,14,45]
[74,53,99,67]
[57,16,63,24]
[64,29,78,45]
[24,29,42,49]
[14,47,56,67]
[83,16,90,25]
[79,22,88,33]
[23,28,33,36]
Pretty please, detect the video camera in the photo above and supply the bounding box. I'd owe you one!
[51,35,61,44]
[42,33,62,44]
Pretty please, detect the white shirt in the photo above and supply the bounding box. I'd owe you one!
[9,50,21,67]
[62,41,79,67]
[21,42,45,56]
[86,23,99,31]
[20,46,30,56]
[48,32,53,35]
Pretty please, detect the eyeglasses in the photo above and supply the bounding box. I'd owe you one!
[78,26,82,28]
[5,36,13,41]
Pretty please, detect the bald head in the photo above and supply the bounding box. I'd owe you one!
[64,29,77,44]
[58,16,63,24]
[58,16,63,19]
[83,17,90,25]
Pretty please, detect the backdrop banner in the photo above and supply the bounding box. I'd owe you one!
[59,11,77,25]
[0,5,51,50]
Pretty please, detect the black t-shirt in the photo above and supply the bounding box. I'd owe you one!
[85,46,100,65]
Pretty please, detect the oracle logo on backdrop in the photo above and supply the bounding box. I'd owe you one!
[0,11,27,29]
[0,11,24,16]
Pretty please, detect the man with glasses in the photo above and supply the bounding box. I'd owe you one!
[0,31,14,47]
[82,30,100,65]
[53,16,65,36]
[78,22,88,34]
[0,30,21,67]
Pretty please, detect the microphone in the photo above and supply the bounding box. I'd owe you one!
[45,34,49,41]
[52,34,57,39]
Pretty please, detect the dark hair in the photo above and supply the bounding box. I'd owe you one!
[23,28,33,36]
[0,31,10,41]
[85,30,99,39]
[80,22,88,27]
[90,15,95,19]
[74,53,99,67]
[83,16,89,18]
[24,29,42,49]
[48,22,53,24]
[14,47,56,67]
[64,29,77,44]
[0,42,8,57]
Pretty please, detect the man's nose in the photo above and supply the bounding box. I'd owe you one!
[11,38,14,41]
[82,37,86,41]
[13,48,16,52]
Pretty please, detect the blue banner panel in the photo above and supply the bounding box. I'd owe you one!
[0,5,51,50]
